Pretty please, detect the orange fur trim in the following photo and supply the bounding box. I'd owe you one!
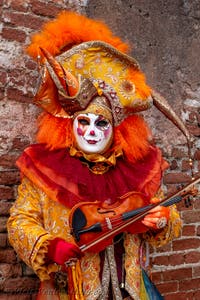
[126,69,152,99]
[37,113,151,162]
[114,115,152,162]
[36,113,74,150]
[27,10,129,60]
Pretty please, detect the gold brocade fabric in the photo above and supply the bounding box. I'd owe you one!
[7,177,182,300]
[57,42,152,126]
[69,146,123,174]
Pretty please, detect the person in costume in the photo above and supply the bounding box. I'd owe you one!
[7,11,191,300]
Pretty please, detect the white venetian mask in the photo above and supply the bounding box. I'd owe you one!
[73,113,113,154]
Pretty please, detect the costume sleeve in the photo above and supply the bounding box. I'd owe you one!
[7,177,59,281]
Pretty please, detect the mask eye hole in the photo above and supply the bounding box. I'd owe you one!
[96,119,110,130]
[78,118,90,126]
[96,120,108,127]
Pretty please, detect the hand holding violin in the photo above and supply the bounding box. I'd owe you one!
[142,197,170,230]
[47,238,82,267]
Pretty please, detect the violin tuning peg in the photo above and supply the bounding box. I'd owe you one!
[184,196,192,208]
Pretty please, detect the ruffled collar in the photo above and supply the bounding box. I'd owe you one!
[69,146,123,174]
[16,143,167,208]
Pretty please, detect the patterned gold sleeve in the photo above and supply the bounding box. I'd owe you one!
[7,177,58,281]
[142,203,182,248]
[141,185,182,247]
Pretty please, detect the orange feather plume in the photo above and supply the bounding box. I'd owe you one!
[114,115,152,162]
[36,113,74,150]
[27,10,129,59]
[37,112,151,162]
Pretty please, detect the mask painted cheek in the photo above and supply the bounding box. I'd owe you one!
[77,127,84,136]
[104,127,112,139]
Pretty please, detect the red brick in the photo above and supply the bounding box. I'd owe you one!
[12,136,31,151]
[0,69,8,87]
[0,201,13,215]
[0,154,17,168]
[24,57,37,71]
[181,159,192,171]
[168,253,184,266]
[0,263,22,278]
[153,241,172,253]
[164,172,191,184]
[184,251,200,264]
[182,210,200,224]
[3,277,39,293]
[187,124,200,137]
[7,0,30,12]
[194,290,200,300]
[170,159,178,170]
[194,198,200,209]
[171,148,186,158]
[0,171,20,185]
[197,225,200,236]
[0,296,32,300]
[0,249,17,263]
[2,26,27,43]
[165,184,178,195]
[0,87,4,100]
[164,291,194,300]
[193,265,200,277]
[179,278,200,291]
[0,233,8,247]
[163,267,192,281]
[0,216,8,232]
[173,238,200,251]
[7,87,33,103]
[151,271,162,283]
[0,186,15,200]
[157,281,178,294]
[152,255,169,266]
[30,0,61,17]
[8,68,30,86]
[182,225,196,236]
[2,11,45,30]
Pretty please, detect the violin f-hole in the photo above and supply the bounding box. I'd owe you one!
[97,207,116,215]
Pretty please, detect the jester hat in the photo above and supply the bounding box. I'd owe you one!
[27,10,192,165]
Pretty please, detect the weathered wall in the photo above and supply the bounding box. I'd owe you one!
[0,0,200,299]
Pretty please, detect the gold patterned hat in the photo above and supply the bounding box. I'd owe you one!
[28,10,192,164]
[35,40,153,126]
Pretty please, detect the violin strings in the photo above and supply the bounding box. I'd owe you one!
[81,213,144,251]
[98,213,141,231]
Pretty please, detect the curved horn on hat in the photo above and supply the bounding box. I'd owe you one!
[151,89,191,142]
[34,66,72,118]
[151,89,194,177]
[39,47,79,98]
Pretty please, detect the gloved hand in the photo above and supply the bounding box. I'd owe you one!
[142,197,170,230]
[47,238,82,266]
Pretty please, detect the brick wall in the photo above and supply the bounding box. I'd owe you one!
[0,0,200,299]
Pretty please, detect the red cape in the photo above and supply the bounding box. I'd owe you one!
[16,144,168,208]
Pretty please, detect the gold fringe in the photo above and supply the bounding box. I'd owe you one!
[69,261,84,300]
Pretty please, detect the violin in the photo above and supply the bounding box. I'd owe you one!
[69,176,200,253]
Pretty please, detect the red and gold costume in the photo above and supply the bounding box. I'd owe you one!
[7,11,186,300]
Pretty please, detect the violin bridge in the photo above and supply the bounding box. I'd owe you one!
[105,217,112,230]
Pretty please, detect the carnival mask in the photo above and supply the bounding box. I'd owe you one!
[73,113,113,154]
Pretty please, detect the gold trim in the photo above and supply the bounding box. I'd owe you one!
[58,41,140,70]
